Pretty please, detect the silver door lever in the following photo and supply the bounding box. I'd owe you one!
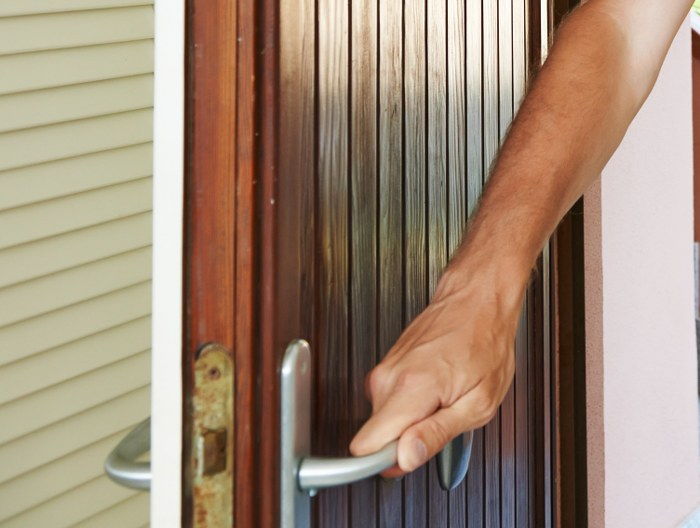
[104,417,151,490]
[298,440,397,491]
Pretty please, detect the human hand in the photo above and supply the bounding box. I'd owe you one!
[349,269,524,477]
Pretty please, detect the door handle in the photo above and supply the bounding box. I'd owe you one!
[280,339,473,527]
[437,429,474,490]
[104,417,151,490]
[298,440,397,491]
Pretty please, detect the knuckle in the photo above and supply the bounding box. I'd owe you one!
[434,356,469,404]
[472,389,497,420]
[366,365,389,395]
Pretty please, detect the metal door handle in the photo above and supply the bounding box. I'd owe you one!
[104,417,151,490]
[297,433,473,492]
[437,430,474,490]
[298,440,397,491]
[281,340,473,527]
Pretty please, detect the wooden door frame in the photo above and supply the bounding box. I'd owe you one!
[182,0,279,526]
[179,0,587,526]
[552,201,588,528]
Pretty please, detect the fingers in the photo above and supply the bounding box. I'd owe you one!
[350,373,441,457]
[377,385,495,478]
[352,346,514,476]
[379,464,405,479]
[395,382,501,473]
[395,404,467,472]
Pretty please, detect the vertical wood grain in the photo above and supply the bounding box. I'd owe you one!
[258,0,281,522]
[350,0,378,525]
[317,0,350,525]
[482,0,499,176]
[542,249,552,528]
[513,0,527,108]
[233,0,252,521]
[403,0,428,525]
[527,277,539,528]
[426,0,448,297]
[515,309,530,528]
[466,0,483,218]
[528,263,547,528]
[378,0,404,522]
[279,0,315,363]
[499,0,514,142]
[447,0,466,256]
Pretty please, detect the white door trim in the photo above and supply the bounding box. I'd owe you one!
[151,0,185,524]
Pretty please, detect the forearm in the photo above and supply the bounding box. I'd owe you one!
[438,0,692,304]
[352,0,693,468]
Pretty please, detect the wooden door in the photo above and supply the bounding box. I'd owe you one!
[183,0,553,526]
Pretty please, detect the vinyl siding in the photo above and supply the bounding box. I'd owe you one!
[0,3,152,526]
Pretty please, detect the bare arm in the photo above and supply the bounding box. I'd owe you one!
[351,0,693,475]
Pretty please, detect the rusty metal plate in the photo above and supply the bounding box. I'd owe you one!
[192,343,234,527]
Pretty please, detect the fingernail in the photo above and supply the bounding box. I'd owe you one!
[405,439,428,470]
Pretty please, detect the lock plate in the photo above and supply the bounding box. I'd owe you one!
[280,340,312,528]
[192,343,234,527]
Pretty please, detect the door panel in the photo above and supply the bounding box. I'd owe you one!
[278,0,551,527]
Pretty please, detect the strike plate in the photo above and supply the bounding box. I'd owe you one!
[192,343,234,527]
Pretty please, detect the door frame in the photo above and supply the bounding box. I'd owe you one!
[151,0,185,525]
[179,0,263,526]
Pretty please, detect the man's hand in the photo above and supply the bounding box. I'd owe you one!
[350,0,693,475]
[350,259,527,476]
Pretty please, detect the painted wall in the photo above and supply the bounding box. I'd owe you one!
[584,20,700,527]
[0,2,153,526]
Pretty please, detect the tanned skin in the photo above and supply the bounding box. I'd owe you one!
[350,0,695,476]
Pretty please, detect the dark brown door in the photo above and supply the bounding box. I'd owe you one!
[183,0,553,526]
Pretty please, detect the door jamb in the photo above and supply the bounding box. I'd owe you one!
[151,0,186,525]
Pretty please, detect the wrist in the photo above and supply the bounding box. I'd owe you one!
[433,243,533,313]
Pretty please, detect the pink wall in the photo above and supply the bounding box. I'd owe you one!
[584,21,700,527]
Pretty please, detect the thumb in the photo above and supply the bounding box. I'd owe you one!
[396,404,466,472]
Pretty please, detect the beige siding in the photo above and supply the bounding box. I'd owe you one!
[0,2,152,526]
